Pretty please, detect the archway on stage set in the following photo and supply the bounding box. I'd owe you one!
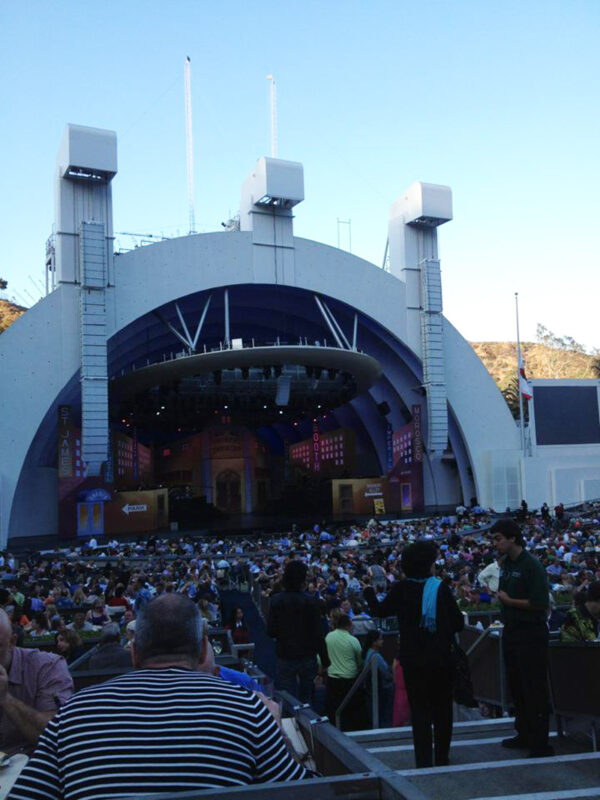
[216,469,242,514]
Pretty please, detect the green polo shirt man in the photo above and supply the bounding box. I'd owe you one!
[491,519,552,759]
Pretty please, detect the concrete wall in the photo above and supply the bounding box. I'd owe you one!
[522,445,600,508]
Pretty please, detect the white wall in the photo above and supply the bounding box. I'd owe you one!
[522,445,600,508]
[0,286,80,544]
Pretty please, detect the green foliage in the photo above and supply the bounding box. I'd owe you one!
[500,375,528,421]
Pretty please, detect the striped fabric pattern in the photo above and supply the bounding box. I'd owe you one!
[8,669,305,800]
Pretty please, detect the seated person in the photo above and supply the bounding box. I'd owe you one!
[86,599,111,628]
[10,594,305,798]
[0,609,73,753]
[54,630,83,665]
[67,611,95,633]
[560,581,600,642]
[88,623,133,669]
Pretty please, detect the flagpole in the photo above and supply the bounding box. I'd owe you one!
[515,292,525,454]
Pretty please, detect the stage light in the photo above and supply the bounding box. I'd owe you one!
[263,404,268,409]
[274,365,282,378]
[241,367,249,380]
[328,368,337,380]
[279,410,283,415]
[262,366,271,380]
[213,370,222,386]
[305,366,314,378]
[224,405,228,409]
[317,404,321,409]
[314,367,322,379]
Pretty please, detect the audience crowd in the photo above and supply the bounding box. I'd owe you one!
[0,499,597,781]
[0,501,598,658]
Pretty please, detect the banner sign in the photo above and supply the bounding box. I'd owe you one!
[386,422,393,471]
[412,404,423,463]
[312,422,320,472]
[58,405,74,478]
[373,497,386,515]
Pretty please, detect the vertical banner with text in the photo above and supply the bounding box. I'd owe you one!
[386,422,394,471]
[58,406,74,478]
[312,422,320,472]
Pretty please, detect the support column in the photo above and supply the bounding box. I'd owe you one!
[387,182,452,456]
[54,125,117,478]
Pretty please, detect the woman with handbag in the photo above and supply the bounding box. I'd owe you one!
[363,541,464,767]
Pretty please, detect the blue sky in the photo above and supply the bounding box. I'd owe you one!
[1,0,599,349]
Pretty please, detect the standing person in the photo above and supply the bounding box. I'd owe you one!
[363,541,464,768]
[9,594,306,800]
[325,614,365,730]
[362,629,394,728]
[226,607,251,645]
[491,519,553,758]
[267,560,329,704]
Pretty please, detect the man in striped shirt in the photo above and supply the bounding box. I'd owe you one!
[9,594,306,800]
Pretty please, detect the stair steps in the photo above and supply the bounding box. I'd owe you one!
[349,718,598,799]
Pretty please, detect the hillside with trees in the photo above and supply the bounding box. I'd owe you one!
[472,325,599,418]
[0,295,26,334]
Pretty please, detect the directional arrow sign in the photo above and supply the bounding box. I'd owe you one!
[122,504,147,516]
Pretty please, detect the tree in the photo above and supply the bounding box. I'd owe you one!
[501,376,529,422]
[536,323,586,353]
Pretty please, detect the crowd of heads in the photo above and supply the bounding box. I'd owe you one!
[0,500,598,661]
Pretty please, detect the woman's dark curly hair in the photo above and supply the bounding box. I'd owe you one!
[401,541,438,579]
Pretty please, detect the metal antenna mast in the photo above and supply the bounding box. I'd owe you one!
[266,75,278,158]
[184,56,196,234]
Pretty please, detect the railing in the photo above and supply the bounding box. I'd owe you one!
[458,624,509,712]
[114,339,369,379]
[335,654,382,730]
[276,689,428,800]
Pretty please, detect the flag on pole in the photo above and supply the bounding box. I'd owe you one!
[518,352,532,400]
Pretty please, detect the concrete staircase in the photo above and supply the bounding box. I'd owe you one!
[349,718,600,800]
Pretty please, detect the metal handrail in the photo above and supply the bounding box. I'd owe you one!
[461,623,509,713]
[68,643,99,671]
[465,623,496,657]
[335,654,380,730]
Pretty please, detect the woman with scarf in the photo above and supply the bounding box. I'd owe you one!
[363,541,464,768]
